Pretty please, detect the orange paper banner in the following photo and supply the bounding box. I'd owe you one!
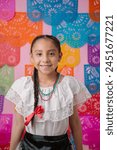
[25,64,34,76]
[89,0,100,22]
[0,12,42,47]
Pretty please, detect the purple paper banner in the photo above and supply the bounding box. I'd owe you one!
[0,0,15,21]
[88,44,100,67]
[0,95,4,113]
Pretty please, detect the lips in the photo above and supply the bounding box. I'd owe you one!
[40,65,52,67]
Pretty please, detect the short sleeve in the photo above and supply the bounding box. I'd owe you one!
[5,77,25,116]
[72,79,92,106]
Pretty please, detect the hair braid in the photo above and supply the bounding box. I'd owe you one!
[34,67,39,108]
[32,67,39,124]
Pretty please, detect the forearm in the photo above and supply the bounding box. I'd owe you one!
[69,106,83,150]
[10,122,24,150]
[10,109,25,150]
[71,121,83,150]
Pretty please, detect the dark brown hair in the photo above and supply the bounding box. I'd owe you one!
[30,35,61,124]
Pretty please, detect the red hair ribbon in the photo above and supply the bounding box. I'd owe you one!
[24,105,44,126]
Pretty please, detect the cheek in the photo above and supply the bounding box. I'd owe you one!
[33,56,41,61]
[52,58,60,64]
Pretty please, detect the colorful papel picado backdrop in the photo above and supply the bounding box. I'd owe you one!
[0,0,100,150]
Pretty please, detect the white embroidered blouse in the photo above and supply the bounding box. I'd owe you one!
[5,75,91,136]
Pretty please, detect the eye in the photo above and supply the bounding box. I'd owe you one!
[49,52,55,56]
[36,53,42,56]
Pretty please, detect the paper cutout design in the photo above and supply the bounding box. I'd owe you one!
[80,115,100,148]
[0,65,14,95]
[0,43,20,67]
[0,0,15,21]
[58,43,80,68]
[0,12,42,47]
[0,95,4,113]
[89,0,100,22]
[52,13,100,48]
[78,92,100,118]
[58,66,74,76]
[84,64,100,94]
[88,44,100,67]
[88,35,100,46]
[25,64,34,76]
[0,114,13,146]
[27,0,78,25]
[89,144,100,150]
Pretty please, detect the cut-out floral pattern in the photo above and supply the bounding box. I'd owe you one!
[89,0,100,22]
[53,13,100,48]
[0,43,20,67]
[0,65,14,95]
[0,114,13,147]
[80,115,100,149]
[88,43,100,67]
[27,0,78,25]
[58,43,80,69]
[0,12,42,47]
[25,64,34,76]
[58,66,74,76]
[78,92,100,117]
[84,64,100,94]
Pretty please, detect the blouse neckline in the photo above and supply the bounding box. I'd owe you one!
[28,75,67,89]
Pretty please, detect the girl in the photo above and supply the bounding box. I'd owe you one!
[5,35,91,150]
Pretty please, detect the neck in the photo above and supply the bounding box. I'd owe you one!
[38,71,58,86]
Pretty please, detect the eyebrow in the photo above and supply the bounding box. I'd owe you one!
[33,49,56,52]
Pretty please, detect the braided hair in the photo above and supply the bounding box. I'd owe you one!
[30,35,61,124]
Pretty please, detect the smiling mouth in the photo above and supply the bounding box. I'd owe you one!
[40,65,52,67]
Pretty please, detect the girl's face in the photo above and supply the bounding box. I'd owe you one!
[30,38,62,75]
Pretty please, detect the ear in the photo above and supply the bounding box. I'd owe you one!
[58,52,62,62]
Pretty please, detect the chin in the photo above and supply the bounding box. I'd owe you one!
[39,70,53,75]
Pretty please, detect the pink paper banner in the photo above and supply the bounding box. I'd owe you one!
[0,43,20,67]
[0,114,13,145]
[80,115,100,147]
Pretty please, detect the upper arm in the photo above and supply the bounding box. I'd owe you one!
[69,105,81,130]
[13,106,25,130]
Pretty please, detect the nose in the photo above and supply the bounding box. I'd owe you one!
[42,54,50,63]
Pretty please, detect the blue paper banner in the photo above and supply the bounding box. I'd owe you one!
[52,13,100,48]
[27,0,78,25]
[84,64,100,94]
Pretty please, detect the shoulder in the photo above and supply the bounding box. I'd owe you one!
[60,75,86,94]
[11,76,32,92]
[62,75,81,87]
